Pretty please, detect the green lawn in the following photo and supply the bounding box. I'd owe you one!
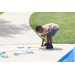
[29,12,75,44]
[0,12,4,15]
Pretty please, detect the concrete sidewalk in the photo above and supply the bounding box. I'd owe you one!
[0,12,41,44]
[0,12,75,62]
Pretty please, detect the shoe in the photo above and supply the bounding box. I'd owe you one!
[44,43,51,46]
[50,45,53,49]
[46,45,51,49]
[46,45,53,49]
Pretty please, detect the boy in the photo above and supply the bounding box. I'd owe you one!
[35,23,59,49]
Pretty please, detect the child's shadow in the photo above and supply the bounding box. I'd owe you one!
[39,47,63,51]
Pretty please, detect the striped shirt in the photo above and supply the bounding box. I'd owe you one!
[42,23,59,34]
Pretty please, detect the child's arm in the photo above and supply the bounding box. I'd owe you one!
[45,31,51,35]
[39,34,45,46]
[41,31,51,37]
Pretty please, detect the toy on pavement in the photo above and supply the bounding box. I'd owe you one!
[27,46,32,49]
[16,45,25,49]
[21,51,28,55]
[25,51,34,54]
[0,51,5,55]
[2,54,8,58]
[32,45,41,48]
[21,51,34,55]
[14,52,21,56]
[14,51,34,56]
[16,44,42,49]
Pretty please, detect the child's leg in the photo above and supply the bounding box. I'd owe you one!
[49,28,59,45]
[47,35,52,45]
[47,35,50,43]
[44,35,51,46]
[46,35,53,49]
[49,36,52,45]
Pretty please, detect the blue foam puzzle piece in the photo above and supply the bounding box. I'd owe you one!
[57,48,75,62]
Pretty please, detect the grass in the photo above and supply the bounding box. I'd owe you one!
[29,12,75,44]
[0,12,4,15]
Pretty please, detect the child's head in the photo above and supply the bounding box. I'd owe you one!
[35,25,43,33]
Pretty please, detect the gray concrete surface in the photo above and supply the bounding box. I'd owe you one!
[0,12,75,62]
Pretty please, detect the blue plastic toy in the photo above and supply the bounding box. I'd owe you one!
[57,47,75,62]
[16,45,24,49]
[2,54,8,58]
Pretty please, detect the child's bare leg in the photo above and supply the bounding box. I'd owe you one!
[47,35,50,43]
[49,35,52,45]
[46,35,53,49]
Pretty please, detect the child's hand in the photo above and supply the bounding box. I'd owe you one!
[41,44,44,47]
[41,34,45,37]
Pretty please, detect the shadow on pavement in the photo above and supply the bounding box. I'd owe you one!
[0,19,32,38]
[39,47,63,51]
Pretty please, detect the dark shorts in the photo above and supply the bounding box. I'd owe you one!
[49,28,59,37]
